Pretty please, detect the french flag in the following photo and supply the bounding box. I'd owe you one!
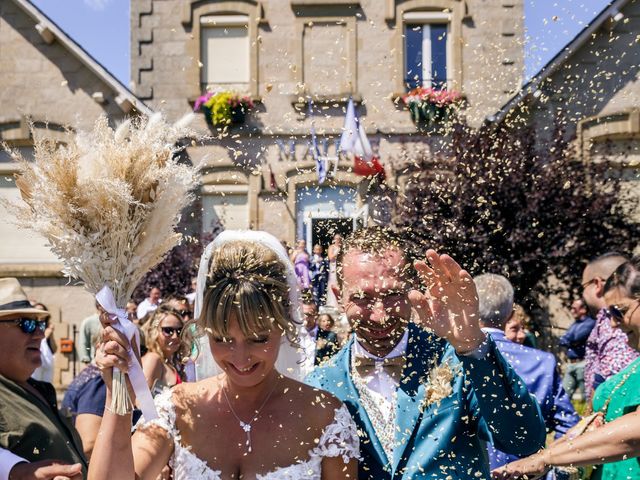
[338,98,385,179]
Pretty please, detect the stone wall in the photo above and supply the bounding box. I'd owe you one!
[0,0,125,128]
[131,0,525,129]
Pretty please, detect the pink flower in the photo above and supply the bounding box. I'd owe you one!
[194,92,213,112]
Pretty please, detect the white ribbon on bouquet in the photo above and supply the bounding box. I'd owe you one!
[96,285,158,420]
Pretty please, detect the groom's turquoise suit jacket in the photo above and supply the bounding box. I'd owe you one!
[306,323,545,479]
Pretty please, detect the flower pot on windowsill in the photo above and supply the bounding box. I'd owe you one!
[401,87,462,128]
[194,91,254,128]
[407,101,454,127]
[201,104,214,127]
[230,105,246,124]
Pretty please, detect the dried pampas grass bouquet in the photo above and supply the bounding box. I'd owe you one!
[5,113,199,415]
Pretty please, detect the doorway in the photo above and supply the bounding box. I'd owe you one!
[309,218,352,251]
[296,185,367,252]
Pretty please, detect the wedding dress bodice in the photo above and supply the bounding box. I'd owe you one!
[138,389,360,480]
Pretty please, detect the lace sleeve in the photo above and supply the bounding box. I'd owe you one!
[312,404,360,464]
[135,389,177,440]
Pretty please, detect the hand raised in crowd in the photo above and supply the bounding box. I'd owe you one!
[409,249,486,354]
[491,450,548,479]
[9,460,83,480]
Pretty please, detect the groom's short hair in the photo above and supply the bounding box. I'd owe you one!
[336,226,419,289]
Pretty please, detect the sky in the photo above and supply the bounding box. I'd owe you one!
[30,0,613,87]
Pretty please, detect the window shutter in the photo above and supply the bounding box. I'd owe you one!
[200,16,250,86]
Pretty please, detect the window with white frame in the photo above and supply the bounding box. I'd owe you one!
[404,11,450,90]
[200,15,250,89]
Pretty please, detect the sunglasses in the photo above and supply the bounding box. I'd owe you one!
[0,318,47,334]
[607,305,627,322]
[161,326,183,337]
[581,277,601,289]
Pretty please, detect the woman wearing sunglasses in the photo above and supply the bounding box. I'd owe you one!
[493,257,640,480]
[141,305,191,396]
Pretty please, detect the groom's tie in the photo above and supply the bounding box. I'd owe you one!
[354,355,405,384]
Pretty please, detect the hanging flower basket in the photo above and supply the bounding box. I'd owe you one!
[401,87,462,127]
[194,91,254,127]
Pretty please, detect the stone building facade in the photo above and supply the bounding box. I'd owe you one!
[131,0,526,247]
[497,0,640,182]
[494,0,640,334]
[0,0,150,386]
[1,0,525,385]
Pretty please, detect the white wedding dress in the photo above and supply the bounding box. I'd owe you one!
[138,389,360,480]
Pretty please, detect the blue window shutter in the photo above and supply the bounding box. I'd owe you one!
[430,24,447,90]
[404,24,423,90]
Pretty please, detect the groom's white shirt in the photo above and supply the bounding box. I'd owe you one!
[352,329,408,404]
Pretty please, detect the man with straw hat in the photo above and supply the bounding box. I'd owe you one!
[0,278,85,480]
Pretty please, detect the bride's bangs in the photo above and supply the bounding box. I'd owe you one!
[199,240,298,341]
[235,284,290,339]
[200,271,292,341]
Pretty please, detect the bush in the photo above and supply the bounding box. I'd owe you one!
[394,118,640,313]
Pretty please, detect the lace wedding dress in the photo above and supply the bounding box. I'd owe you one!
[138,389,360,480]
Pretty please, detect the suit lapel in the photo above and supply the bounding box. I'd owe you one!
[392,324,442,471]
[339,335,389,469]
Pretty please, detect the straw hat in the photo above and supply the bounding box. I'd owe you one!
[0,278,50,318]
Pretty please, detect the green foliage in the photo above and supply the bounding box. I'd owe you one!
[197,91,254,127]
[204,91,234,126]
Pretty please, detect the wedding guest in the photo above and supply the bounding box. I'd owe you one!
[140,305,191,396]
[307,226,545,479]
[309,244,329,305]
[494,257,640,480]
[164,295,197,381]
[317,313,340,359]
[165,295,191,323]
[61,363,105,460]
[300,294,340,376]
[0,278,85,479]
[290,239,311,289]
[89,231,359,479]
[136,285,162,320]
[31,303,57,383]
[185,276,197,307]
[510,304,538,348]
[559,298,595,400]
[504,306,527,344]
[79,304,101,364]
[474,273,579,477]
[126,300,138,323]
[582,252,638,401]
[326,234,342,307]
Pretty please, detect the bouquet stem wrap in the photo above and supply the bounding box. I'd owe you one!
[96,285,157,420]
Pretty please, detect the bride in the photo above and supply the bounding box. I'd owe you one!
[88,231,359,480]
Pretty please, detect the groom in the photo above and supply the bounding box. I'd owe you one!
[306,227,545,479]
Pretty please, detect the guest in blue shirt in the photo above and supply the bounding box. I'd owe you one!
[61,364,106,460]
[559,298,596,400]
[474,274,580,478]
[62,364,141,460]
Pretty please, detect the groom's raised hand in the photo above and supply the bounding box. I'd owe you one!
[409,249,486,354]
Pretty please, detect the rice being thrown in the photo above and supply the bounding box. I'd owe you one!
[2,113,200,416]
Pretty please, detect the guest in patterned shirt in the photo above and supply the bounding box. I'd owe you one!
[582,252,639,401]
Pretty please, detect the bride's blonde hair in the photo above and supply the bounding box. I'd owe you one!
[199,241,299,342]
